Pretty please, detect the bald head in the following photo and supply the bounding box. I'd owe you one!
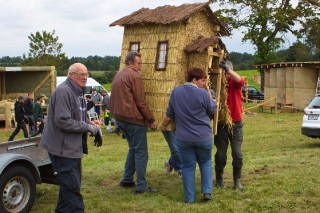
[68,63,89,88]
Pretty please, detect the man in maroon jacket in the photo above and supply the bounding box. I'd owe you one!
[110,51,157,194]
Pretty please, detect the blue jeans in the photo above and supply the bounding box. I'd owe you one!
[162,130,181,172]
[94,106,100,117]
[177,139,213,203]
[49,153,84,213]
[116,120,149,191]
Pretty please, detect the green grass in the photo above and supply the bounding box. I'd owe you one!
[102,83,112,92]
[1,112,319,212]
[238,70,260,88]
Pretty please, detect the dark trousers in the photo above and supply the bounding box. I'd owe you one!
[94,106,100,117]
[49,153,84,213]
[214,121,243,171]
[8,121,28,141]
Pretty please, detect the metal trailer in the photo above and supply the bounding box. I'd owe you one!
[0,136,55,213]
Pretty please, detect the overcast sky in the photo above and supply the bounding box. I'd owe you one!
[0,0,295,58]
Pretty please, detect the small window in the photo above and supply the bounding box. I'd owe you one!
[155,41,168,71]
[129,42,140,52]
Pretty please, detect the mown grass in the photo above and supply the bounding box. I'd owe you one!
[1,112,319,212]
[238,70,260,89]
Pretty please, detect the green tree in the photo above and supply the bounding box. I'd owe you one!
[21,30,68,71]
[211,0,319,90]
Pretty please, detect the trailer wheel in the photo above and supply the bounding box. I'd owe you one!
[0,165,36,213]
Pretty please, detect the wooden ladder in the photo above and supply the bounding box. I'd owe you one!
[207,45,224,135]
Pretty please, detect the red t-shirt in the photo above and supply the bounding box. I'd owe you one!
[227,77,245,123]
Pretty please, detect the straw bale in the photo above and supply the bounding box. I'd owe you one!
[280,106,296,113]
[265,88,277,105]
[276,68,286,88]
[264,69,270,87]
[293,67,317,89]
[285,88,294,104]
[269,68,277,88]
[185,12,220,41]
[277,88,286,102]
[187,52,208,70]
[294,88,315,110]
[285,67,294,88]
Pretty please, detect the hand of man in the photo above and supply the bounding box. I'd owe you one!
[219,61,230,73]
[149,121,157,130]
[88,124,99,136]
[94,132,103,147]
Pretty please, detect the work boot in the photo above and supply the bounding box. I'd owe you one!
[233,167,243,190]
[215,168,225,188]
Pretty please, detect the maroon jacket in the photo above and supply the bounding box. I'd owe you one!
[110,67,155,126]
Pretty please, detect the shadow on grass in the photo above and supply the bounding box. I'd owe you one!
[300,141,320,148]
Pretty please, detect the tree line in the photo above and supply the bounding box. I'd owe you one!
[1,40,319,83]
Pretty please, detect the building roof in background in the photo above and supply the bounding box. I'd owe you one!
[110,2,230,36]
[256,61,320,69]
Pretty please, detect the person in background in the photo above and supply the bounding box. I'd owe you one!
[161,130,182,177]
[8,96,28,141]
[24,92,35,135]
[91,88,102,118]
[85,94,95,113]
[160,68,216,203]
[110,51,158,194]
[31,95,44,137]
[40,63,101,212]
[101,89,111,126]
[33,95,44,121]
[214,60,245,190]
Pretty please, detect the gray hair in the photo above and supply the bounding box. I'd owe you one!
[68,64,77,75]
[125,51,141,65]
[225,60,234,70]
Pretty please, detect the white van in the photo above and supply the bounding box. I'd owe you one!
[56,76,107,94]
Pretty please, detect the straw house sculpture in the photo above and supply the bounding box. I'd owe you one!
[257,62,320,111]
[110,2,231,132]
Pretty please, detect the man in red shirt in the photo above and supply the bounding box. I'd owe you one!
[214,60,245,190]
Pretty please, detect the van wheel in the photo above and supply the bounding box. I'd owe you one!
[0,165,36,213]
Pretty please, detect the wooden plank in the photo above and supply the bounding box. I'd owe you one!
[212,48,224,135]
[208,46,213,69]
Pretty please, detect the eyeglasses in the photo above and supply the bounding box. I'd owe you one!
[73,72,89,77]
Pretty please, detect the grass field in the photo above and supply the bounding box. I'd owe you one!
[1,112,319,212]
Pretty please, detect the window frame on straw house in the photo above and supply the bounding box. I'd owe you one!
[129,42,140,52]
[155,40,168,71]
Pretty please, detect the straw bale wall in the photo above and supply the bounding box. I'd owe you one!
[187,52,207,71]
[285,67,294,87]
[269,68,277,88]
[264,68,270,87]
[185,12,219,42]
[285,88,294,104]
[263,65,318,110]
[276,68,286,102]
[283,68,295,104]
